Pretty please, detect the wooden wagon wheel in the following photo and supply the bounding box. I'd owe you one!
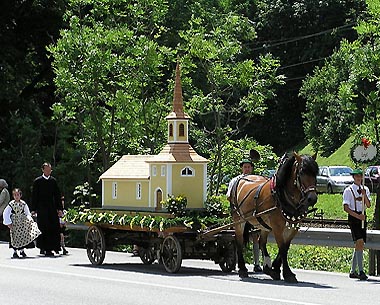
[218,241,236,273]
[85,225,106,265]
[160,235,182,273]
[139,245,156,265]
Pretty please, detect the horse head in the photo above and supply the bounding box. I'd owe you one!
[275,152,318,223]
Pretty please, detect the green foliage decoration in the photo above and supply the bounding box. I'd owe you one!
[64,203,230,232]
[204,195,229,218]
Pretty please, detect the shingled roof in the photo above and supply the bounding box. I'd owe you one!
[99,155,154,179]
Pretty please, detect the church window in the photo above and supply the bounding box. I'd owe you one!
[169,124,173,137]
[152,165,157,176]
[112,182,117,199]
[181,166,194,177]
[161,165,166,176]
[136,182,142,200]
[179,123,185,136]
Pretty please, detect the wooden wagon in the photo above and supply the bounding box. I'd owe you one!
[82,210,237,274]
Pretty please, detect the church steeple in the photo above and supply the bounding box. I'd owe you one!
[166,62,189,143]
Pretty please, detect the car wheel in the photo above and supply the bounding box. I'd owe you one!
[327,184,333,194]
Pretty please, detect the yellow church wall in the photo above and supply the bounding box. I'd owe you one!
[170,163,206,209]
[150,166,167,208]
[102,179,150,208]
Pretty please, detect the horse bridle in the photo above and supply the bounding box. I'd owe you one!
[293,160,317,200]
[275,159,318,224]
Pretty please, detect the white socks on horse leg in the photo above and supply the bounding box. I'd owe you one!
[263,256,272,268]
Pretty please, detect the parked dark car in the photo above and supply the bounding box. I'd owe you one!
[316,166,353,194]
[365,165,380,192]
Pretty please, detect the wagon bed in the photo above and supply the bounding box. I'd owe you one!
[83,217,237,274]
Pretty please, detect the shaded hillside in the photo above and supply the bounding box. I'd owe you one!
[300,136,355,168]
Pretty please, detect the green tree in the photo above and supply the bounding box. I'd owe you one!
[0,0,69,200]
[246,0,366,152]
[178,12,284,195]
[48,0,176,174]
[301,0,380,156]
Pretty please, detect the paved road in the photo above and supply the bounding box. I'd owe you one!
[0,242,379,305]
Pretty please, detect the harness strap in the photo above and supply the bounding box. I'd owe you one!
[254,183,265,199]
[256,215,272,231]
[232,176,258,211]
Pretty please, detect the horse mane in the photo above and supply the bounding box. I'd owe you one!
[276,153,318,188]
[276,154,295,188]
[299,154,319,177]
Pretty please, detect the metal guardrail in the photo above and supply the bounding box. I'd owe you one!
[68,223,380,250]
[268,227,380,250]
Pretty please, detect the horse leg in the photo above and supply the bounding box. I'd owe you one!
[235,222,249,278]
[280,242,298,283]
[259,230,281,280]
[268,251,282,281]
[259,231,272,273]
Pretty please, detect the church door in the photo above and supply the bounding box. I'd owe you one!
[155,189,163,211]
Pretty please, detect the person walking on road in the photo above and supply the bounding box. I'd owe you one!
[59,195,68,255]
[3,188,41,258]
[32,162,63,256]
[343,168,371,280]
[0,179,10,240]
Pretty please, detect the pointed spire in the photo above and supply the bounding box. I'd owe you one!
[167,61,189,119]
[173,62,184,115]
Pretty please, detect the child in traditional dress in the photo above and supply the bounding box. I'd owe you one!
[3,188,41,258]
[59,195,68,255]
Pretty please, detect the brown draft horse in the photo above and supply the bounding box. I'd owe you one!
[230,152,318,283]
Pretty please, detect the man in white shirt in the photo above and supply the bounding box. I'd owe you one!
[343,168,371,280]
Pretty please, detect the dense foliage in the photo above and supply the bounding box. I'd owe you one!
[0,0,370,205]
[301,0,380,158]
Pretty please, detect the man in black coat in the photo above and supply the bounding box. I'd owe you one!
[32,163,63,256]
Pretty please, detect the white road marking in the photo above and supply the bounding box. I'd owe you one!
[0,263,322,305]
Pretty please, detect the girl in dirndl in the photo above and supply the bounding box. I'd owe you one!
[3,188,41,258]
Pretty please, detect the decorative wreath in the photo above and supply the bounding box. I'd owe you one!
[350,137,379,164]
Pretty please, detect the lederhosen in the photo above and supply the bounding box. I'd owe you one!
[347,187,367,243]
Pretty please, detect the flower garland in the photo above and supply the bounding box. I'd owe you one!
[64,206,231,232]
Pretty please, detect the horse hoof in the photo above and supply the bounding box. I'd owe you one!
[263,265,281,280]
[270,272,281,281]
[263,265,272,276]
[238,270,249,278]
[284,275,298,283]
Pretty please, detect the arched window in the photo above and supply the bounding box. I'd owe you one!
[169,124,173,137]
[179,123,185,136]
[181,166,194,177]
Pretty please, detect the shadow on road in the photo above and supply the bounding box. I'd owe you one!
[71,261,338,288]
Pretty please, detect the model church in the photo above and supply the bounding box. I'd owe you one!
[99,63,209,211]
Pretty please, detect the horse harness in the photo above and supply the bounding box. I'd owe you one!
[230,175,273,231]
[230,156,317,229]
